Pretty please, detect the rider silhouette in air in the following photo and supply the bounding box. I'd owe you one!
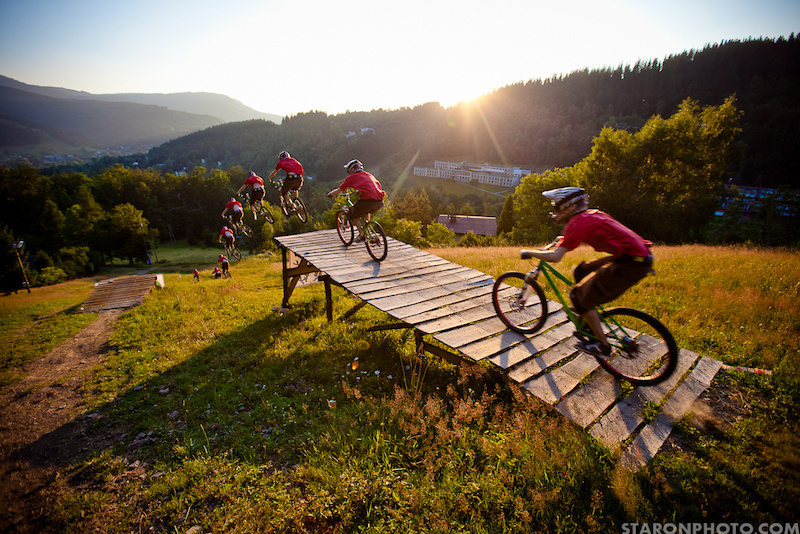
[221,197,244,226]
[268,151,304,213]
[236,171,266,220]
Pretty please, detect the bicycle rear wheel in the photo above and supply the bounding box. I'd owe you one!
[259,204,274,224]
[336,210,354,245]
[596,307,678,386]
[365,221,388,262]
[293,198,308,223]
[230,246,242,261]
[239,223,253,238]
[492,272,549,334]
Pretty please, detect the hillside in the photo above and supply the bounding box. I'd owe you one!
[143,37,800,189]
[0,75,282,159]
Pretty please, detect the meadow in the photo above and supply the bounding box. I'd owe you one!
[1,243,798,532]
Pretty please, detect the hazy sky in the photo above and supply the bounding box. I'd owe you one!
[0,0,797,117]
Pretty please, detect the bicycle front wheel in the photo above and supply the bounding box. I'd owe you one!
[231,246,242,261]
[365,221,388,262]
[492,272,548,334]
[293,198,308,223]
[336,210,354,245]
[597,307,678,386]
[239,224,253,238]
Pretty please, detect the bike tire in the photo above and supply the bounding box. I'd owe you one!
[365,221,388,262]
[336,210,354,245]
[231,247,242,261]
[492,271,549,334]
[595,307,678,386]
[239,224,253,238]
[260,204,274,224]
[294,198,308,223]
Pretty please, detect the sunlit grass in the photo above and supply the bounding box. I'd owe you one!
[6,244,799,531]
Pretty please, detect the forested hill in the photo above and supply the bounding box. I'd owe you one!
[146,36,799,188]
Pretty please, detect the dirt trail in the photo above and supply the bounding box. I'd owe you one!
[0,309,123,532]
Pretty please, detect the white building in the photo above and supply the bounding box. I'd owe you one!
[413,160,530,188]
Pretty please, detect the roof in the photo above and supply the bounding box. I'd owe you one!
[437,215,497,236]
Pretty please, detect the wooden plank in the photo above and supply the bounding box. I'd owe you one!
[458,310,569,362]
[503,334,577,380]
[588,349,699,449]
[618,356,723,468]
[522,353,599,405]
[556,371,621,428]
[391,283,496,320]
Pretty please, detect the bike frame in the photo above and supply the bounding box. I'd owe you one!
[527,259,631,344]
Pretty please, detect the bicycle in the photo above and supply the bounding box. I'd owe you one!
[335,191,388,262]
[241,191,274,224]
[270,177,308,223]
[223,214,253,238]
[223,238,242,261]
[491,240,677,386]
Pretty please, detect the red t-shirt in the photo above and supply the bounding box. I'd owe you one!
[244,175,264,189]
[225,200,242,211]
[218,255,228,263]
[339,171,386,200]
[558,210,651,258]
[275,158,303,175]
[220,228,234,238]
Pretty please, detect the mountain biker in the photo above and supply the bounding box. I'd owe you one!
[268,151,304,213]
[219,226,235,248]
[236,171,266,220]
[520,187,653,357]
[221,197,244,226]
[218,254,230,277]
[327,159,387,242]
[213,267,222,279]
[193,268,200,282]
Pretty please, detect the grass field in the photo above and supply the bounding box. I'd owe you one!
[2,244,799,532]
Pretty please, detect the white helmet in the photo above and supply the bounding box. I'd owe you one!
[279,151,290,160]
[345,159,363,173]
[542,187,588,223]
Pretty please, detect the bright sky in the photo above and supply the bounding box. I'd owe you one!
[0,0,797,117]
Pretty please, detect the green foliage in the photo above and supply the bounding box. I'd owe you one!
[425,221,456,247]
[390,218,425,247]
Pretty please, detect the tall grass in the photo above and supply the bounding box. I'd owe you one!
[4,245,799,532]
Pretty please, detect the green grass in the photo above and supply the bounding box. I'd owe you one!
[3,245,799,532]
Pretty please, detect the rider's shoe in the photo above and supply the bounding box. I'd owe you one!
[354,234,366,243]
[575,339,611,357]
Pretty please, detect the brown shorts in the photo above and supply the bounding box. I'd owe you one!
[349,198,384,221]
[281,176,304,197]
[569,256,652,314]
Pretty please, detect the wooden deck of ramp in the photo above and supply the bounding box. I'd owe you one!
[274,229,723,468]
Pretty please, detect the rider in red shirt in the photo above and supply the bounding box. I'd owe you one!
[236,171,266,220]
[221,197,243,225]
[219,226,234,248]
[268,151,304,213]
[327,159,386,242]
[218,254,230,276]
[521,187,653,357]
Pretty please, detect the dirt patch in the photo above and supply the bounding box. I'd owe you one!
[0,309,123,533]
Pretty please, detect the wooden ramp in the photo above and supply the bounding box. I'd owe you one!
[80,274,162,313]
[275,230,722,468]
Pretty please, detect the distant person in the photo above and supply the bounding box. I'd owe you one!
[219,226,235,248]
[268,151,304,213]
[327,159,386,242]
[213,267,222,279]
[193,268,200,282]
[218,254,230,277]
[221,197,244,226]
[520,187,653,357]
[236,171,266,220]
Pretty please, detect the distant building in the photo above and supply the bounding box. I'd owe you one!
[716,185,798,218]
[414,160,530,188]
[437,215,497,237]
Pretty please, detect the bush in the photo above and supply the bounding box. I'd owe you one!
[390,218,425,247]
[37,266,68,286]
[425,222,456,247]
